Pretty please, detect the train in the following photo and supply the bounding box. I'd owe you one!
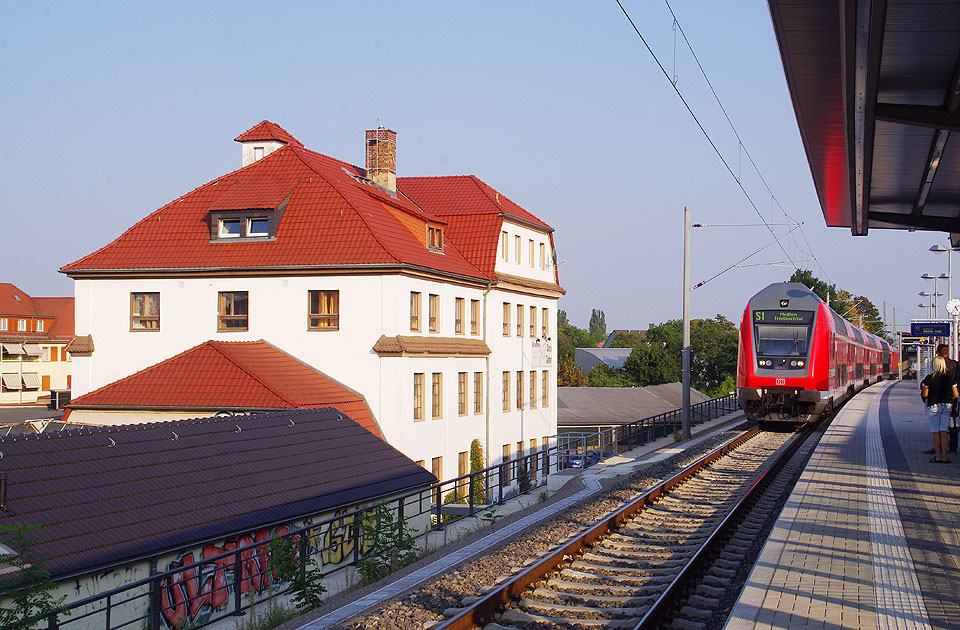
[737,282,899,424]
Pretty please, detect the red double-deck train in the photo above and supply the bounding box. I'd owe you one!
[737,282,899,424]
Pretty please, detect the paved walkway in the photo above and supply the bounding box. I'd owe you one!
[298,410,746,629]
[726,380,960,630]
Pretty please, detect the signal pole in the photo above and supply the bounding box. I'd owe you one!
[682,205,692,440]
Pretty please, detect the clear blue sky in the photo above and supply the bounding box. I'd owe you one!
[0,1,944,332]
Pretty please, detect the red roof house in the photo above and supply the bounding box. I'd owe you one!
[65,340,381,437]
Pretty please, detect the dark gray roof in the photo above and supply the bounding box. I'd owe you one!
[769,0,960,238]
[557,384,710,427]
[0,408,435,579]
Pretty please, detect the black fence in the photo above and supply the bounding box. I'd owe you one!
[27,393,739,630]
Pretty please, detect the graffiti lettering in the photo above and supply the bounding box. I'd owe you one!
[158,525,289,629]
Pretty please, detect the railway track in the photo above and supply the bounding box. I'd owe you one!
[430,424,814,630]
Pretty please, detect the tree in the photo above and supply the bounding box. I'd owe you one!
[558,355,587,386]
[789,268,887,335]
[641,315,738,393]
[357,504,418,584]
[469,439,486,504]
[267,536,325,611]
[0,523,67,630]
[622,341,677,386]
[588,309,607,343]
[584,363,633,387]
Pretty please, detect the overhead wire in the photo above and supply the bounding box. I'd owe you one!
[661,0,835,285]
[613,0,795,268]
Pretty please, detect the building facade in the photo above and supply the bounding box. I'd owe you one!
[62,122,562,479]
[0,283,73,405]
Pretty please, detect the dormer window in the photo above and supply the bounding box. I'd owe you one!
[427,227,443,252]
[214,214,273,240]
[247,217,269,237]
[253,146,264,161]
[219,219,243,238]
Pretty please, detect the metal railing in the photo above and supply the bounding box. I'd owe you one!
[23,393,739,630]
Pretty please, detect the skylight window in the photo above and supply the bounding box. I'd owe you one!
[247,218,269,237]
[219,219,243,238]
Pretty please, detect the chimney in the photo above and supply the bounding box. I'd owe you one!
[365,126,397,195]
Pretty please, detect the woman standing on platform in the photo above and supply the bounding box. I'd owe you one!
[921,356,958,463]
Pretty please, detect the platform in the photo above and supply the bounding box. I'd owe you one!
[726,380,960,630]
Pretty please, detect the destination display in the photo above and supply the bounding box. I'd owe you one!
[911,322,951,337]
[753,310,814,324]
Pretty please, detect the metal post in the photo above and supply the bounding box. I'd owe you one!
[681,205,692,440]
[233,551,243,616]
[149,558,161,630]
[468,473,476,517]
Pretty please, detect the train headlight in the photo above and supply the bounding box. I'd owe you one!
[798,360,804,367]
[790,360,797,367]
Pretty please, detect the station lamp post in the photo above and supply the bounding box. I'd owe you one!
[930,243,958,358]
[921,273,949,312]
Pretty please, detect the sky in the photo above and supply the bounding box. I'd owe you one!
[0,1,950,334]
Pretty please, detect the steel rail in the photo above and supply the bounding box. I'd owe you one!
[433,426,763,630]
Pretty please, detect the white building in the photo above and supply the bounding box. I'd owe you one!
[62,121,563,480]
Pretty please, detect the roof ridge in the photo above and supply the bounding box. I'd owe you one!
[206,340,299,407]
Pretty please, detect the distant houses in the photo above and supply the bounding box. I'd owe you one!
[0,283,73,405]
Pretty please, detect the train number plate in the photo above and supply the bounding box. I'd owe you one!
[776,378,786,385]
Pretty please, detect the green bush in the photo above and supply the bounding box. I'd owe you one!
[357,505,417,584]
[266,536,325,612]
[0,523,67,630]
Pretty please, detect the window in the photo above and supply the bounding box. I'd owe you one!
[17,320,26,332]
[413,373,425,421]
[502,303,510,337]
[432,372,443,418]
[217,292,248,331]
[516,371,524,410]
[515,235,521,263]
[474,372,483,414]
[529,239,534,267]
[542,308,549,338]
[35,320,43,333]
[540,243,546,269]
[501,231,509,261]
[308,290,339,330]
[254,146,264,161]
[530,306,536,337]
[432,457,443,481]
[542,370,549,406]
[530,438,538,472]
[502,371,510,411]
[410,292,421,331]
[247,217,269,237]
[130,292,160,330]
[516,304,523,337]
[530,371,537,408]
[458,372,467,416]
[458,451,468,497]
[0,319,6,331]
[218,218,243,238]
[41,347,50,362]
[427,227,443,252]
[502,444,512,482]
[470,300,480,335]
[429,294,439,333]
[455,298,464,334]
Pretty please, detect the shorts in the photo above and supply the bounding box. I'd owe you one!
[927,403,952,432]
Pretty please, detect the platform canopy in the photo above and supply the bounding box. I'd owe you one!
[769,1,960,241]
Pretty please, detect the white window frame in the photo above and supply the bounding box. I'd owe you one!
[218,218,243,238]
[247,217,269,237]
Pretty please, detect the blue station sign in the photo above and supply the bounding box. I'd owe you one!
[911,322,951,337]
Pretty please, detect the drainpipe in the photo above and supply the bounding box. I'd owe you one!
[483,282,493,467]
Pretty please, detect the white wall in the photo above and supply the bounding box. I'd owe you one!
[494,220,556,284]
[72,273,558,482]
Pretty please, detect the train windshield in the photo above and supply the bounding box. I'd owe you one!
[755,325,810,356]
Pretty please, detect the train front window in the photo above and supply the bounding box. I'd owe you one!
[755,325,809,356]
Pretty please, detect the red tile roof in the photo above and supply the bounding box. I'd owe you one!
[67,340,381,438]
[0,408,434,579]
[62,142,489,282]
[0,284,74,342]
[398,176,554,277]
[234,120,304,147]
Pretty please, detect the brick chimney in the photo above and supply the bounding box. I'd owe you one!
[365,126,397,195]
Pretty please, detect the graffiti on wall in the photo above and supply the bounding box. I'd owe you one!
[157,509,375,629]
[158,524,290,629]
